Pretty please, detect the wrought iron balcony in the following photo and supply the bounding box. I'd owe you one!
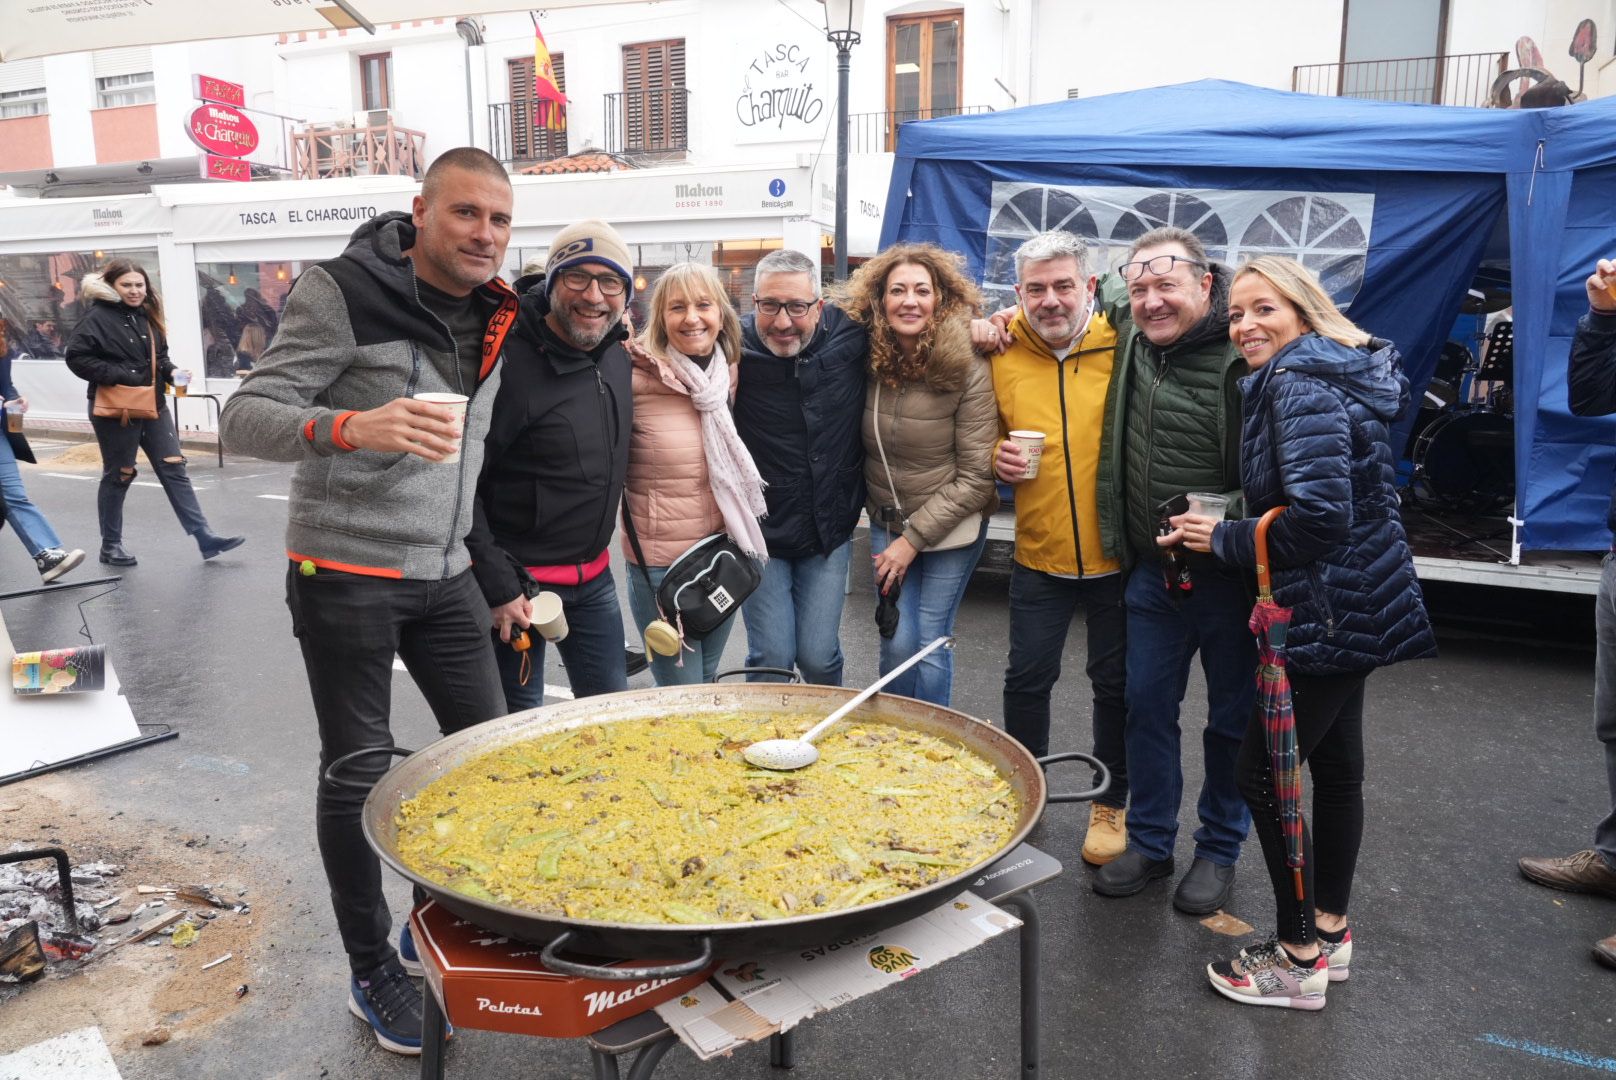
[290,119,427,180]
[490,99,569,166]
[848,105,993,154]
[604,87,690,158]
[1292,52,1508,108]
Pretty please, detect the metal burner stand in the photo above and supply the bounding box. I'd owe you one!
[421,842,1061,1080]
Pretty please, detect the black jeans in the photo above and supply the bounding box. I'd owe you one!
[285,564,504,975]
[89,402,210,545]
[1236,668,1368,946]
[1003,563,1128,807]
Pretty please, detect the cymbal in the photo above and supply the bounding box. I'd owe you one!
[1460,288,1511,315]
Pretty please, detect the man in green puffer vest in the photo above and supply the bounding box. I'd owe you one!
[1090,226,1256,916]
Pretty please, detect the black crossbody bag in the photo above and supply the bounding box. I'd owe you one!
[621,505,761,643]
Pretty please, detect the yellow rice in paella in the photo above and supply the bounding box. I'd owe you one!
[394,713,1019,925]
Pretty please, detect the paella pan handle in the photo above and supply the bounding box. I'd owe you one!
[539,931,716,981]
[1036,751,1111,804]
[713,667,801,683]
[322,746,414,793]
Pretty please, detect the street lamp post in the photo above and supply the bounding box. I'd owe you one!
[819,0,864,283]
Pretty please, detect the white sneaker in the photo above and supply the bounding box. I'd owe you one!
[1318,928,1352,982]
[1206,940,1328,1010]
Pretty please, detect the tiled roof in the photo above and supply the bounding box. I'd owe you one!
[518,152,636,175]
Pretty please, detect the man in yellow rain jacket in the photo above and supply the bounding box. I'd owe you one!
[989,230,1128,865]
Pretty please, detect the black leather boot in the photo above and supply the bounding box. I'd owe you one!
[196,530,246,560]
[100,543,137,567]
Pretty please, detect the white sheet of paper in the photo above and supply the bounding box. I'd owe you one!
[0,658,140,779]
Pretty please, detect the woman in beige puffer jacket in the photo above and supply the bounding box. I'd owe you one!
[836,243,997,706]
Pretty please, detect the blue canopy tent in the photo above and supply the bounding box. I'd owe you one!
[880,79,1616,554]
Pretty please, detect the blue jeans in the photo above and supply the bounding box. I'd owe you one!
[869,522,988,706]
[1123,559,1256,865]
[0,434,63,557]
[90,402,211,544]
[740,542,853,685]
[1003,563,1128,807]
[493,568,629,712]
[626,562,737,685]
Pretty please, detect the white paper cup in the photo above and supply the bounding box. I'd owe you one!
[1187,492,1231,520]
[530,591,568,643]
[414,392,469,463]
[1007,430,1047,480]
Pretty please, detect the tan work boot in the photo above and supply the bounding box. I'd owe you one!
[1081,803,1127,866]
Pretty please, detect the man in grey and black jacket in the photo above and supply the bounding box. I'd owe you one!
[1519,255,1616,972]
[220,147,518,1056]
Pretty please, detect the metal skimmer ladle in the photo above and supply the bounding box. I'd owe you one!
[742,636,954,771]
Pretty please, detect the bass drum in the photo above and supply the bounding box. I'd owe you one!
[1412,407,1514,511]
[1403,378,1458,458]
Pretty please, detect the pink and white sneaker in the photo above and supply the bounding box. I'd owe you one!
[1206,940,1328,1010]
[1318,929,1352,982]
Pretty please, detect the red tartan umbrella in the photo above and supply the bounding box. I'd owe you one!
[1252,506,1305,902]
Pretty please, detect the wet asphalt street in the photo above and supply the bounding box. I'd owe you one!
[1,440,1613,1080]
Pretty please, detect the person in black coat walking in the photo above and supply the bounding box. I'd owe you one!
[1163,256,1434,1010]
[1518,255,1616,971]
[64,260,243,566]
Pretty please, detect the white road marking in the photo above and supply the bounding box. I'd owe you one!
[43,472,96,481]
[257,494,290,501]
[386,656,574,700]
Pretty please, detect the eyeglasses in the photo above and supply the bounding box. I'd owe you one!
[557,268,627,296]
[753,298,816,318]
[1118,254,1206,281]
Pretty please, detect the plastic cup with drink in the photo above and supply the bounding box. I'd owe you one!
[1187,492,1231,520]
[413,392,470,463]
[172,370,193,397]
[3,399,23,434]
[1006,430,1047,480]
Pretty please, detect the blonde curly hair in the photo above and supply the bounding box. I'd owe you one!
[831,243,982,388]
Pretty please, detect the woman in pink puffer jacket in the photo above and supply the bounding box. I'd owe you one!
[623,262,767,684]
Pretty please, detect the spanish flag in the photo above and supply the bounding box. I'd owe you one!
[533,23,567,131]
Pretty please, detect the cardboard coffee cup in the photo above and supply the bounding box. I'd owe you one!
[1007,430,1047,479]
[530,591,568,643]
[4,400,22,434]
[414,392,470,463]
[12,645,107,695]
[1187,492,1231,520]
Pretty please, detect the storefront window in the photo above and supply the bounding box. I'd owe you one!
[0,248,161,363]
[195,261,300,379]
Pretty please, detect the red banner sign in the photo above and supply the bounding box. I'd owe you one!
[192,74,244,108]
[200,154,250,183]
[186,103,259,158]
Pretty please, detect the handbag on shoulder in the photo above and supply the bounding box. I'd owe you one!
[92,333,159,426]
[621,505,761,646]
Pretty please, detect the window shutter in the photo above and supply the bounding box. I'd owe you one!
[92,47,153,78]
[0,59,44,92]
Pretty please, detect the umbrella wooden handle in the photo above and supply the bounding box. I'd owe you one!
[1253,506,1288,599]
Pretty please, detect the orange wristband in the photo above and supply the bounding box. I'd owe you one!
[331,411,359,451]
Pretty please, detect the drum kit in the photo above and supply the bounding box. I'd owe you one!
[1407,288,1516,512]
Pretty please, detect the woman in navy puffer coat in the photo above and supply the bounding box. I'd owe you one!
[1164,256,1434,1010]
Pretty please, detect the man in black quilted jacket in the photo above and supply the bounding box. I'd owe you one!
[1520,255,1616,971]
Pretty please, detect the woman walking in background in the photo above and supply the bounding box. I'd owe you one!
[1163,256,1434,1010]
[623,262,767,684]
[65,261,245,567]
[836,243,997,706]
[0,357,85,583]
